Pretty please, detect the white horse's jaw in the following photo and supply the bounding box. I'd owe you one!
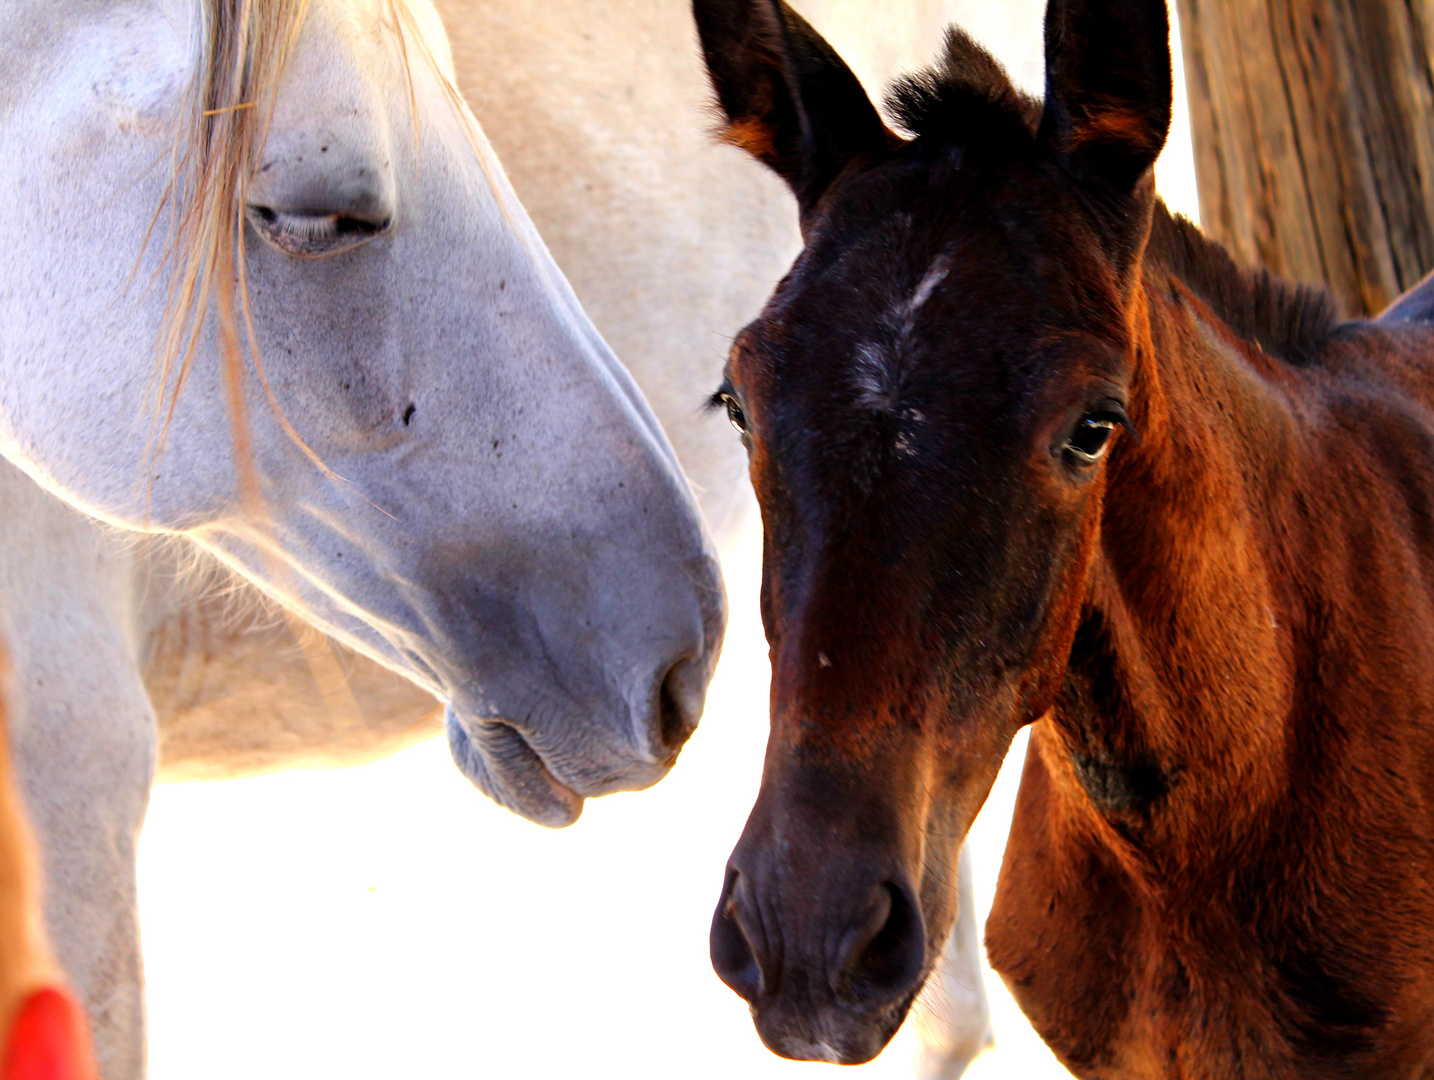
[0,0,726,814]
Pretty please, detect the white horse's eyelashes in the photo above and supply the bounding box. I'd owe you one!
[246,72,401,260]
[263,209,344,239]
[246,206,392,256]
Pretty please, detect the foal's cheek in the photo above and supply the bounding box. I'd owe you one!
[910,721,1013,971]
[1018,486,1108,719]
[923,692,1021,829]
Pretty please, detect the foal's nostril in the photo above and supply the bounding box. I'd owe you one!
[656,659,700,756]
[711,869,763,1001]
[834,881,926,1004]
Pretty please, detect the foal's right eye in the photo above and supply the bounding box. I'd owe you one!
[1062,404,1130,468]
[1066,417,1115,463]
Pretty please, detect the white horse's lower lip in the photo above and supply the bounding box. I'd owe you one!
[444,709,584,828]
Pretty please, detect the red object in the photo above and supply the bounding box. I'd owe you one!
[1,988,96,1080]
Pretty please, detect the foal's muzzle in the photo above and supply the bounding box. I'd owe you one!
[710,852,928,1064]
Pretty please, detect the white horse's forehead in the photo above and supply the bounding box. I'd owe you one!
[299,0,455,82]
[60,0,448,137]
[85,17,189,132]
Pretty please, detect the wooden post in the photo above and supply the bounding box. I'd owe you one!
[1176,0,1434,316]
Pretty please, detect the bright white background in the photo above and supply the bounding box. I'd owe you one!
[139,7,1200,1078]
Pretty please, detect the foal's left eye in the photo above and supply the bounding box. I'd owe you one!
[1064,416,1118,464]
[719,392,748,436]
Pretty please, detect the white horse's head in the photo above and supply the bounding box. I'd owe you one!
[0,0,726,826]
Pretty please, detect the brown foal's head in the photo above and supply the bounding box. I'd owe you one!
[695,0,1172,1062]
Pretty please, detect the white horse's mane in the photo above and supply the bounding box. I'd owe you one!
[150,0,309,480]
[148,0,513,507]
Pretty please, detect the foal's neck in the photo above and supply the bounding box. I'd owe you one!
[1008,210,1434,1074]
[1052,233,1312,847]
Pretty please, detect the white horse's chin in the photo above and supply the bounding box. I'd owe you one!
[444,708,585,828]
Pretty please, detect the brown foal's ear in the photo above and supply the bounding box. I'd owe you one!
[692,0,895,217]
[1039,0,1172,194]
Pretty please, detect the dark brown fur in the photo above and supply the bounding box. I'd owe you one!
[694,0,1434,1076]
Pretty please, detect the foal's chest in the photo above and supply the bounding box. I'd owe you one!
[985,724,1434,1079]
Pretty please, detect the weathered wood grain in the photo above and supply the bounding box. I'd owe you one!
[1176,0,1434,315]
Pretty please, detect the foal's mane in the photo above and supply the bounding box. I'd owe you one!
[1145,208,1341,365]
[885,28,1343,367]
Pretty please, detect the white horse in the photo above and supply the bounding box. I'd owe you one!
[0,1,725,1076]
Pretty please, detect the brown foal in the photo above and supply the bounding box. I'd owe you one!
[693,0,1434,1075]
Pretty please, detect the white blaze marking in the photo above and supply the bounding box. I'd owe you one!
[907,256,951,316]
[852,341,895,409]
[849,253,954,416]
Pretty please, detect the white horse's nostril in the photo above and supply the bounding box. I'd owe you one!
[654,655,709,761]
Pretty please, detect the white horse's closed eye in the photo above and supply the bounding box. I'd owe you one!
[247,207,392,255]
[0,0,725,1074]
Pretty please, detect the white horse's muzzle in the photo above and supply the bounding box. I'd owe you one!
[445,709,586,827]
